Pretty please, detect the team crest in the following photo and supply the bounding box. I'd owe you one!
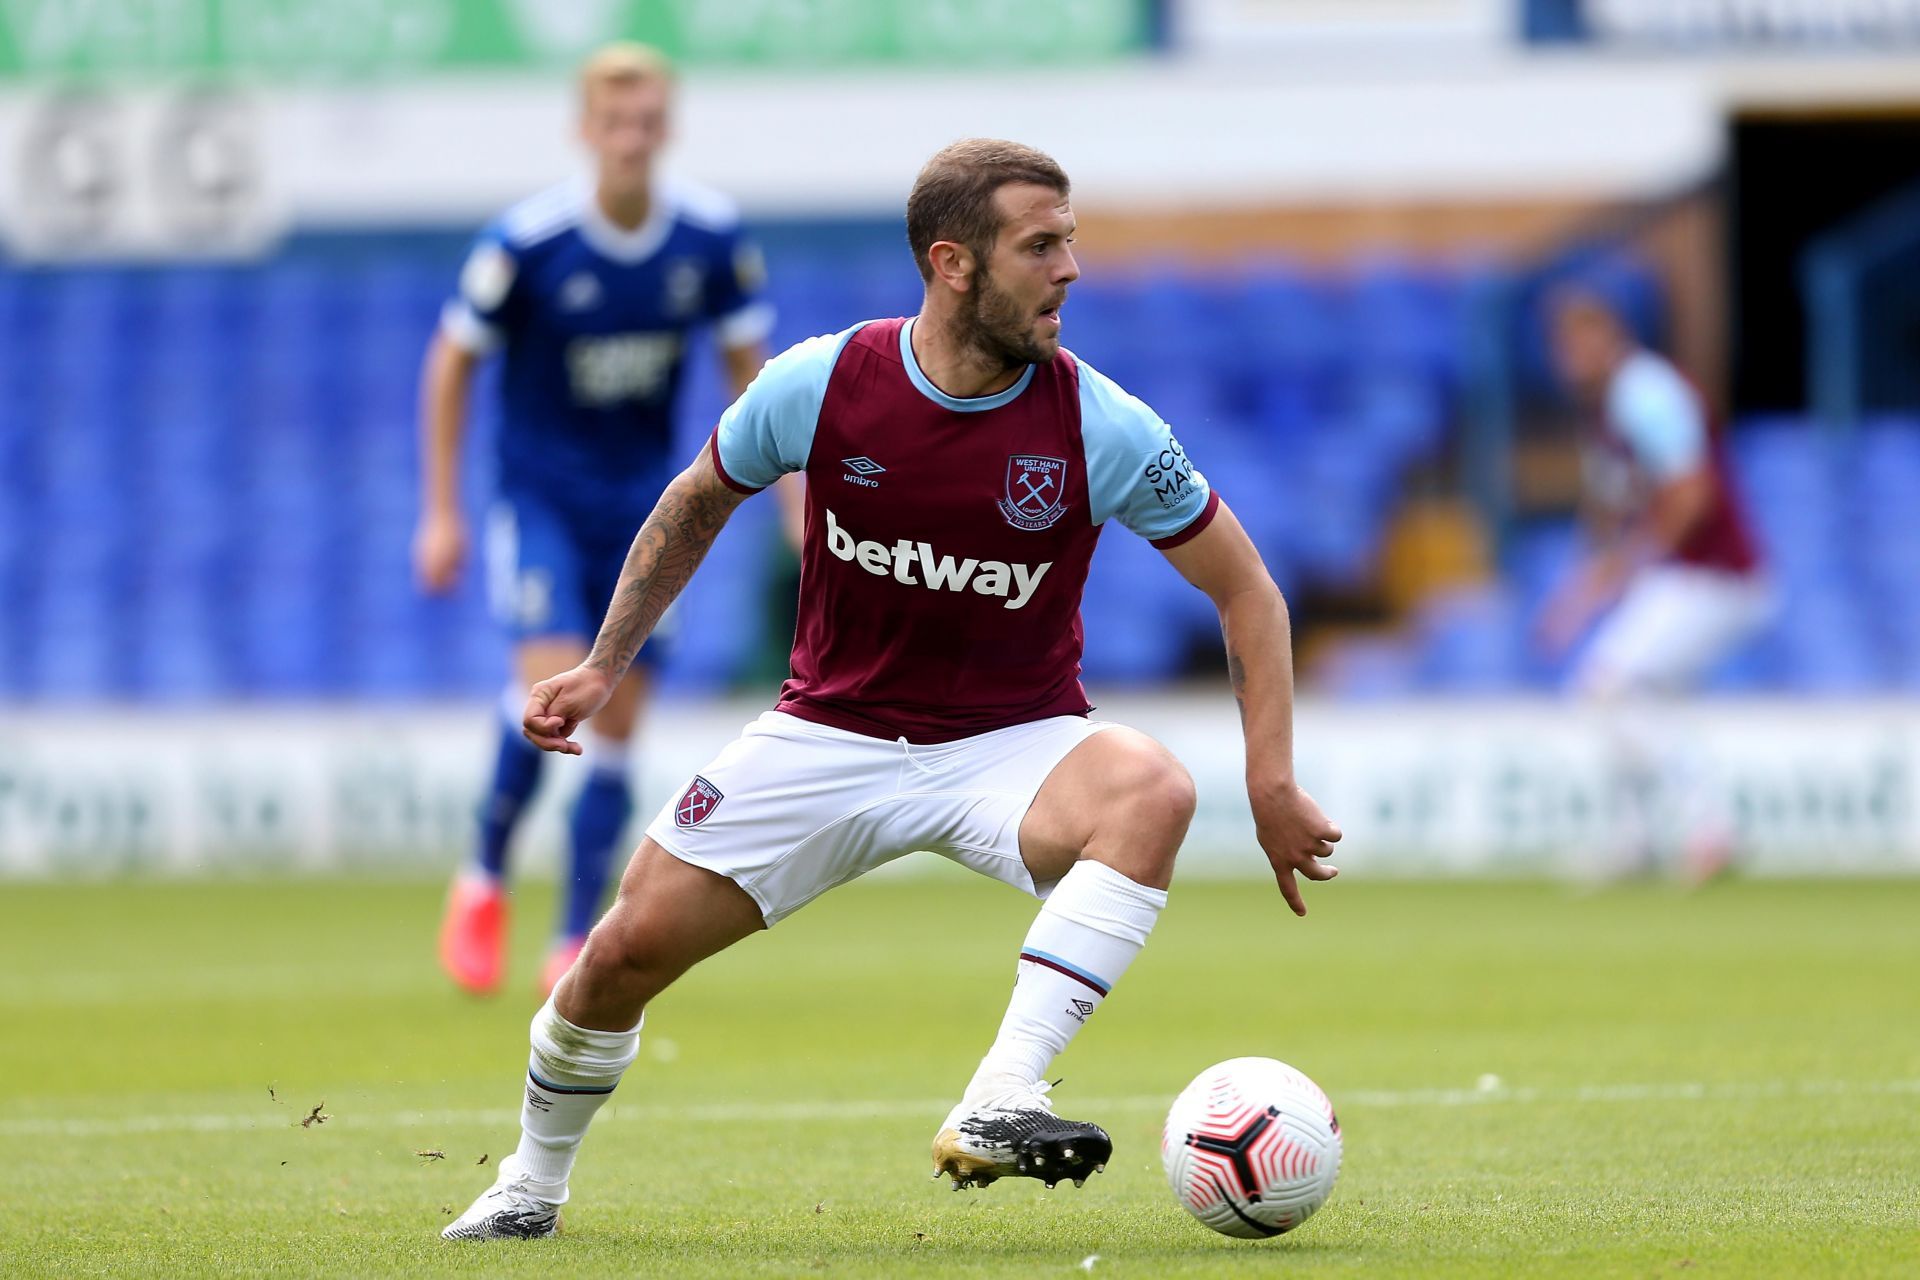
[998,455,1069,531]
[663,259,704,317]
[674,775,724,828]
[558,271,602,312]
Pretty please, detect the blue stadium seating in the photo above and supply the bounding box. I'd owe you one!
[3,232,1915,701]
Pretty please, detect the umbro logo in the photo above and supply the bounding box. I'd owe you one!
[841,456,885,488]
[1066,997,1096,1024]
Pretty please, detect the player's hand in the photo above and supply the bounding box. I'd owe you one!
[1249,780,1341,917]
[522,665,615,755]
[413,509,469,595]
[1534,581,1594,658]
[1536,553,1631,657]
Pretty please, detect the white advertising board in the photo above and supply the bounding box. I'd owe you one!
[0,696,1913,879]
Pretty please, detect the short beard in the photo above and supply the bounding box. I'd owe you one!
[957,263,1053,371]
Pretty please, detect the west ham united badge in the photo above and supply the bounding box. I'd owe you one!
[674,776,724,828]
[998,455,1069,530]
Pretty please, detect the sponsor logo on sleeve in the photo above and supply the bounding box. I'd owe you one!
[734,242,767,293]
[998,454,1069,530]
[460,242,515,313]
[674,776,724,828]
[1145,435,1198,509]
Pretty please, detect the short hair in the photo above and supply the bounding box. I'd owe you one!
[579,41,676,106]
[906,139,1070,283]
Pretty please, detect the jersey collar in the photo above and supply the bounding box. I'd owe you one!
[576,178,675,264]
[900,318,1035,412]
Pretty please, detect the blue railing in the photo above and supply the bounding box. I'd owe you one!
[1800,174,1920,428]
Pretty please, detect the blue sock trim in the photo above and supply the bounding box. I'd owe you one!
[1019,948,1112,996]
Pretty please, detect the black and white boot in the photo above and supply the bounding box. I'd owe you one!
[931,1079,1112,1190]
[441,1162,562,1240]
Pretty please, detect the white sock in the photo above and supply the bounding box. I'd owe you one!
[505,996,641,1203]
[966,860,1167,1100]
[578,730,632,780]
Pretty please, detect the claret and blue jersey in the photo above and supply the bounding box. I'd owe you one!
[711,317,1218,744]
[444,177,772,639]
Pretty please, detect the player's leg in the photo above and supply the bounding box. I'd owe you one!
[439,499,576,995]
[541,657,647,997]
[1568,576,1673,877]
[539,531,665,995]
[1575,567,1773,881]
[930,723,1194,1188]
[444,838,765,1240]
[447,712,911,1241]
[440,678,549,993]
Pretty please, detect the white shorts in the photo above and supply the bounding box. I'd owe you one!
[1573,565,1775,698]
[644,711,1115,925]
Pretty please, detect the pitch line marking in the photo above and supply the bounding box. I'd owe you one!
[2,1078,1916,1140]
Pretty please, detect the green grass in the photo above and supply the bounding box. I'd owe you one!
[3,871,1917,1278]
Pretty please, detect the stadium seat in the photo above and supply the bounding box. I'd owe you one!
[15,236,1915,702]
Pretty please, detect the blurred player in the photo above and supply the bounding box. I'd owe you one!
[415,43,775,998]
[1537,284,1772,875]
[440,139,1342,1240]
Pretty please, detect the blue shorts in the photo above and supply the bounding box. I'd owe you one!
[485,491,670,667]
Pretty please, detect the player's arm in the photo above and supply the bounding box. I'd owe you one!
[1619,467,1713,569]
[1162,504,1341,917]
[417,229,520,593]
[1558,466,1714,631]
[712,220,805,552]
[720,339,803,549]
[525,322,839,746]
[413,331,483,593]
[524,448,749,753]
[722,340,764,399]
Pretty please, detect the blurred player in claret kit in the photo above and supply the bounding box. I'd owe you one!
[414,43,779,998]
[1538,285,1773,876]
[440,138,1341,1241]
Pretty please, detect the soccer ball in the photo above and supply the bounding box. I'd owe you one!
[1162,1057,1342,1238]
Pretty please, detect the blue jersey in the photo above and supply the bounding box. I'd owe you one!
[443,177,773,531]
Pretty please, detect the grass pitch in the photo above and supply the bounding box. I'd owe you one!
[2,870,1916,1278]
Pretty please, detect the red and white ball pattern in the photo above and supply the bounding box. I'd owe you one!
[1162,1057,1342,1238]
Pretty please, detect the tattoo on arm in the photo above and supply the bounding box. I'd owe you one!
[1227,651,1248,727]
[585,464,745,680]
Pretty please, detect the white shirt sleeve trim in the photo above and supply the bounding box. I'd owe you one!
[716,301,776,350]
[440,301,503,356]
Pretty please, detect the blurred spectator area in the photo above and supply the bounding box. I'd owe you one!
[2,209,1918,702]
[0,224,1479,700]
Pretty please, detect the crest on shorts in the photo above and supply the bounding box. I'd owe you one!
[674,775,724,828]
[998,455,1069,531]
